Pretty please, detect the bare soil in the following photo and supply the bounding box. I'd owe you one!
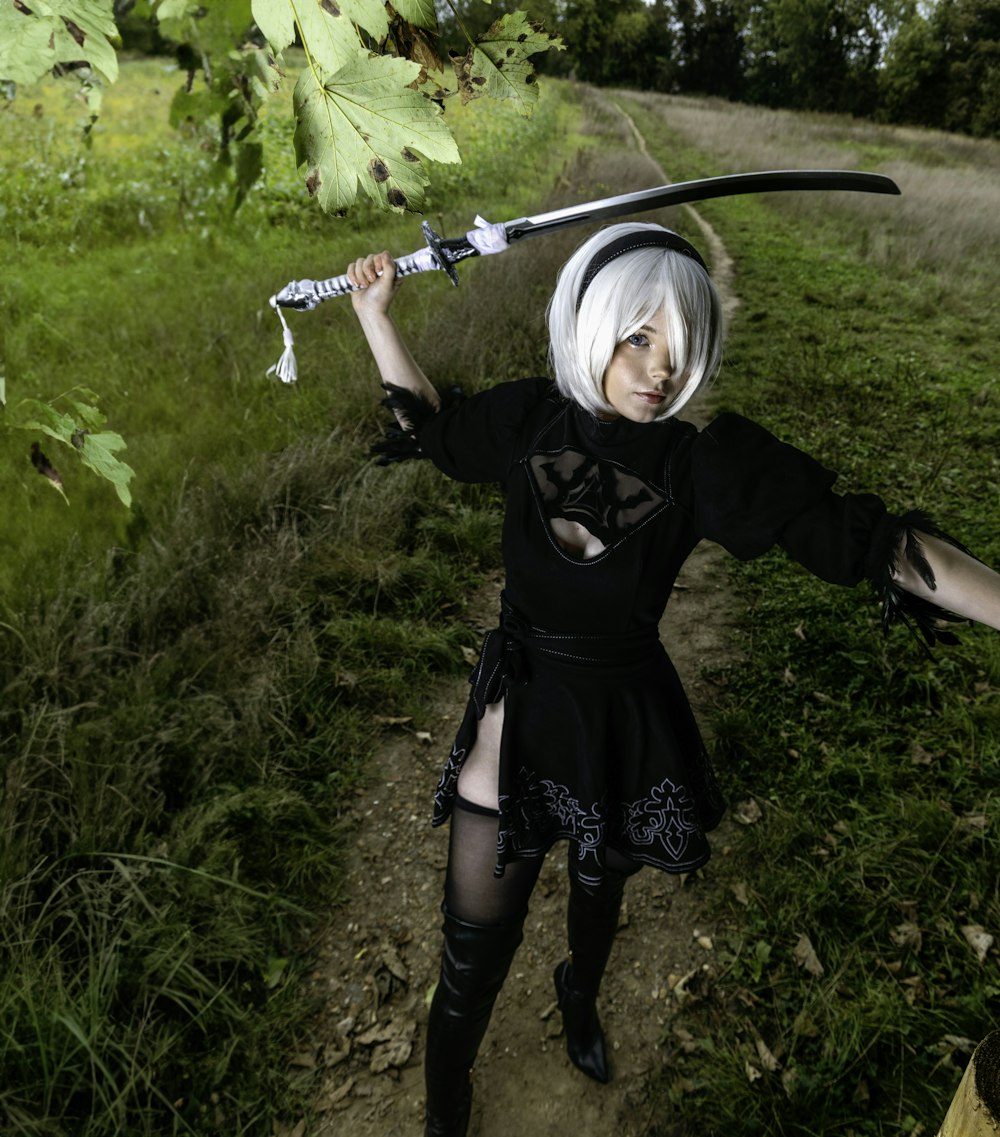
[293,104,752,1137]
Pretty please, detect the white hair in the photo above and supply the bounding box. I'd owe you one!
[546,222,725,420]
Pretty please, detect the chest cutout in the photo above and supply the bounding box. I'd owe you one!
[528,449,667,560]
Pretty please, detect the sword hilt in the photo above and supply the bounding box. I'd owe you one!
[270,221,498,310]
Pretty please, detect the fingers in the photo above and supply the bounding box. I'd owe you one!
[346,250,396,291]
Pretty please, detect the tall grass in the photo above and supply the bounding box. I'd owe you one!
[0,62,588,1134]
[614,92,1000,1136]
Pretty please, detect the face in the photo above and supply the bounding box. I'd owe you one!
[601,306,684,423]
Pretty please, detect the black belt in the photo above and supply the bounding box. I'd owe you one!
[468,593,660,716]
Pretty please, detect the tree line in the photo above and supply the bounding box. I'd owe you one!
[438,0,1000,139]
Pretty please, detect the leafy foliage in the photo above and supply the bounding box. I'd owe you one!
[2,0,563,214]
[0,0,120,86]
[451,12,563,112]
[5,388,135,506]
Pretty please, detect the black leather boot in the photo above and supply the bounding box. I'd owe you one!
[553,866,627,1085]
[424,905,526,1137]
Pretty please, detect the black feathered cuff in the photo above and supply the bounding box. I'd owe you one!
[371,382,464,466]
[867,509,972,649]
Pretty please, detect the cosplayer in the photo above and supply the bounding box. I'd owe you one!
[345,223,1000,1137]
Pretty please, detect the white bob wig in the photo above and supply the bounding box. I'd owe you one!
[546,222,725,420]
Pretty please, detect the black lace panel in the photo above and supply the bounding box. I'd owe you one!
[528,448,668,552]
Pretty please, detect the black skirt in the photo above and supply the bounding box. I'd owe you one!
[432,596,726,888]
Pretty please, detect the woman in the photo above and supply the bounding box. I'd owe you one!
[346,223,1000,1137]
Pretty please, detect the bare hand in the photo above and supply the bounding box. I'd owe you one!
[347,250,398,317]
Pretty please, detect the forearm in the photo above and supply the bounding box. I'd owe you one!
[893,532,1000,632]
[356,309,440,413]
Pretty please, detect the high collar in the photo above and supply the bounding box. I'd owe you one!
[573,402,666,447]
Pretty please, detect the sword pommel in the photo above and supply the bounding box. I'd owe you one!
[272,281,323,311]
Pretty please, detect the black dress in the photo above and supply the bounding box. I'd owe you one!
[380,377,958,888]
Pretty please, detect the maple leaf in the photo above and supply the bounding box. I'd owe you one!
[452,11,563,114]
[253,0,389,71]
[0,0,120,86]
[292,51,459,212]
[390,0,437,31]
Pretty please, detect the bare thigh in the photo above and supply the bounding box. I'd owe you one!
[456,698,504,810]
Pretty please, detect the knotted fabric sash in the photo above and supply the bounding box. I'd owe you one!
[468,593,662,716]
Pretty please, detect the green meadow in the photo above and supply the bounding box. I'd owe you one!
[2,60,999,1136]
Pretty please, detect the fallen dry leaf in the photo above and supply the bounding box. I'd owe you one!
[890,921,923,952]
[733,798,763,825]
[318,1076,354,1109]
[793,933,824,976]
[961,924,994,963]
[748,1022,781,1072]
[271,1121,306,1137]
[730,880,750,906]
[369,1039,413,1073]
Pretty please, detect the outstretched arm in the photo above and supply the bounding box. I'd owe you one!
[894,532,1000,632]
[347,251,440,421]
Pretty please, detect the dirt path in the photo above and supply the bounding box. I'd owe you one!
[300,103,748,1137]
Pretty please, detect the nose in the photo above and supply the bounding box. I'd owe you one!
[648,345,672,384]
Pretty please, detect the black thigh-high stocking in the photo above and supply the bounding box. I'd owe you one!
[444,795,544,925]
[424,796,544,1137]
[554,846,641,1084]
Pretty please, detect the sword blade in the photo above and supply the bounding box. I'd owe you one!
[269,168,900,318]
[503,170,900,242]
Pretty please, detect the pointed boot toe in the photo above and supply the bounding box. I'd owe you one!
[553,960,610,1084]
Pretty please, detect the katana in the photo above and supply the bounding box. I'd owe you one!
[267,168,900,382]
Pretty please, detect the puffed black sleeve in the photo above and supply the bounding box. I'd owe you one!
[690,412,845,562]
[373,377,551,483]
[689,413,968,646]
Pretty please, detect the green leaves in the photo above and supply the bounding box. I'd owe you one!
[390,0,438,31]
[253,2,560,210]
[452,12,564,114]
[7,389,135,507]
[254,0,459,211]
[0,0,120,85]
[3,0,562,215]
[293,53,459,212]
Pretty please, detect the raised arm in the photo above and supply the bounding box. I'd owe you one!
[347,251,441,421]
[894,532,1000,632]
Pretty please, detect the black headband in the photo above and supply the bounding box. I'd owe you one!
[575,230,708,312]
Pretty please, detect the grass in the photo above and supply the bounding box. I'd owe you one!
[0,59,586,1135]
[612,92,1000,1136]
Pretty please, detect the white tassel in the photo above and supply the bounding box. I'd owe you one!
[266,299,298,384]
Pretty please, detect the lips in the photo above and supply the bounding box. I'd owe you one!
[636,392,665,405]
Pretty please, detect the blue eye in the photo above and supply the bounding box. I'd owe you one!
[627,333,649,347]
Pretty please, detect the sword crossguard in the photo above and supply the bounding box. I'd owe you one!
[421,220,485,286]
